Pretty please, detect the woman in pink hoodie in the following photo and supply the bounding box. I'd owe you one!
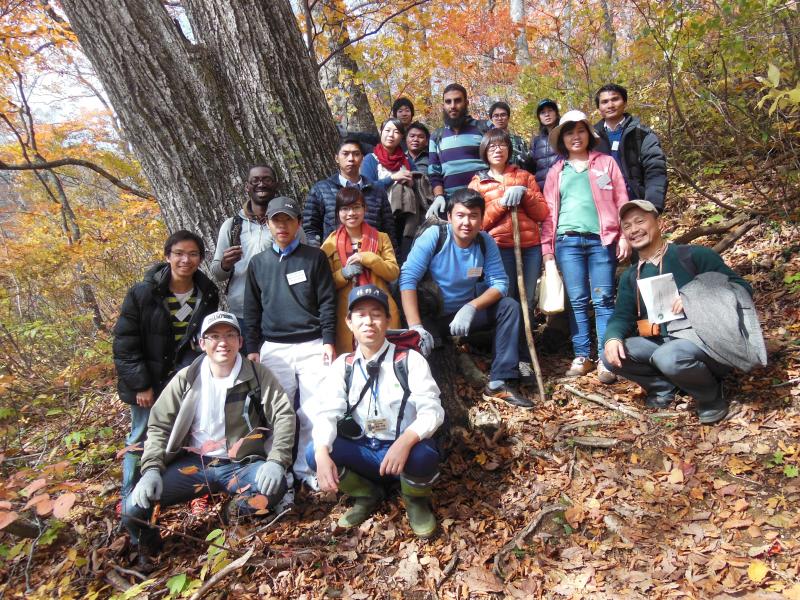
[540,111,630,382]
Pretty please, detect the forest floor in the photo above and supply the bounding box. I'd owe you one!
[1,178,800,599]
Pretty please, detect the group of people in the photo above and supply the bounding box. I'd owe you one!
[111,81,765,571]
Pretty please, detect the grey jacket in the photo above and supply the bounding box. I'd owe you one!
[667,271,767,372]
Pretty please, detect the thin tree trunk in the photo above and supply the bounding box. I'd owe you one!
[60,0,340,247]
[601,0,615,61]
[510,0,531,66]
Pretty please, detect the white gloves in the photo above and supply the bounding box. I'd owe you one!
[449,304,477,336]
[255,461,285,496]
[131,469,163,509]
[499,186,526,207]
[410,324,435,357]
[426,195,446,219]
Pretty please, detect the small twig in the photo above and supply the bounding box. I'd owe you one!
[437,553,459,587]
[771,377,800,388]
[492,503,563,580]
[557,419,607,435]
[110,563,147,581]
[189,546,254,600]
[105,569,133,592]
[568,436,619,449]
[243,508,292,540]
[563,384,644,420]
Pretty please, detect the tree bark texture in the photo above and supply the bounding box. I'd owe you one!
[317,0,378,134]
[60,0,340,246]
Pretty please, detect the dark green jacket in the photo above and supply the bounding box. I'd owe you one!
[604,244,752,344]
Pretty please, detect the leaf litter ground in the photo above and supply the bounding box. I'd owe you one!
[1,187,800,599]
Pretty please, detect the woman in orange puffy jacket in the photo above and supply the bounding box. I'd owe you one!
[469,128,550,315]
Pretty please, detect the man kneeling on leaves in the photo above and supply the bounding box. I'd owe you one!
[123,312,296,571]
[306,285,444,538]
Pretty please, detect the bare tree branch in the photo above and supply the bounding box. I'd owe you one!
[316,0,430,70]
[0,157,154,199]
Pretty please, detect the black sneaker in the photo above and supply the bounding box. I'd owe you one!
[698,384,728,424]
[518,362,534,385]
[482,383,533,409]
[645,393,675,409]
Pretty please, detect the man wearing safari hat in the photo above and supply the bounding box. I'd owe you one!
[602,201,764,424]
[123,311,296,571]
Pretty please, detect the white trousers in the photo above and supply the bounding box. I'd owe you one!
[259,338,325,481]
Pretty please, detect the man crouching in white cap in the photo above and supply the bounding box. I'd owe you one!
[122,311,296,572]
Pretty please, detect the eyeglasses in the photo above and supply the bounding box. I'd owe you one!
[491,113,509,120]
[339,205,365,214]
[487,143,509,152]
[170,251,202,260]
[202,332,240,343]
[249,176,275,184]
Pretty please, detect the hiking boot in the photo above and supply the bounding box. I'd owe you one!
[596,361,617,384]
[337,469,384,529]
[565,356,594,377]
[645,392,675,409]
[482,382,533,409]
[190,494,209,516]
[698,386,728,424]
[400,478,437,539]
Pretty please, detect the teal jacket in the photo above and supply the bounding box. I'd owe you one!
[604,244,752,344]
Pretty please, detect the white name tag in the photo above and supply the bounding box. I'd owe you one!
[467,266,483,278]
[174,303,193,321]
[595,173,612,190]
[366,418,389,434]
[286,270,307,285]
[611,140,620,151]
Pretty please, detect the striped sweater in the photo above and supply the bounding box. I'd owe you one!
[428,118,487,197]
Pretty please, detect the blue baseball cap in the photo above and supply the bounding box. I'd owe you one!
[347,284,390,313]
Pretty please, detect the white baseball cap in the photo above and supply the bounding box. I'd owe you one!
[200,311,240,337]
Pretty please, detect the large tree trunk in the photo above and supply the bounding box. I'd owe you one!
[59,0,339,246]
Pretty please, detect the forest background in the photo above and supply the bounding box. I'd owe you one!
[0,0,799,598]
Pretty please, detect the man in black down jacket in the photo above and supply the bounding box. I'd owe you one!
[113,230,219,504]
[593,83,668,212]
[303,137,396,248]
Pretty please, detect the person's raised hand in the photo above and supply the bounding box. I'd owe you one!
[220,246,243,271]
[499,186,526,208]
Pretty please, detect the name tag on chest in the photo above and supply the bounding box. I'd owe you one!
[611,140,620,151]
[286,270,307,285]
[466,266,483,279]
[366,418,389,434]
[174,303,193,321]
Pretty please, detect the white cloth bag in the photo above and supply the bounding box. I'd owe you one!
[537,261,565,315]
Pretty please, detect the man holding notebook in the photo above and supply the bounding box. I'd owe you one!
[602,200,762,424]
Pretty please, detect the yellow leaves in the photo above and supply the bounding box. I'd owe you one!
[747,559,769,583]
[726,456,753,475]
[667,468,684,484]
[178,465,200,475]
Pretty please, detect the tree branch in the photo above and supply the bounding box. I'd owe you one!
[671,214,749,245]
[0,157,154,199]
[316,0,430,71]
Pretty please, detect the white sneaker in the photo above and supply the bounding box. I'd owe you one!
[565,356,594,377]
[596,361,617,384]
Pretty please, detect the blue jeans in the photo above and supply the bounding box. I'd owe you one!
[121,405,150,500]
[305,437,440,484]
[499,245,542,314]
[122,454,286,545]
[445,296,522,380]
[555,234,617,358]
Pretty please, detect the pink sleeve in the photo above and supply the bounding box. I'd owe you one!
[540,167,560,255]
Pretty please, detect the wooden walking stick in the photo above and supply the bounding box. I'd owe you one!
[510,207,546,401]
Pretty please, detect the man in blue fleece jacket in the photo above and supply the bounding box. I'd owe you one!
[399,188,531,409]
